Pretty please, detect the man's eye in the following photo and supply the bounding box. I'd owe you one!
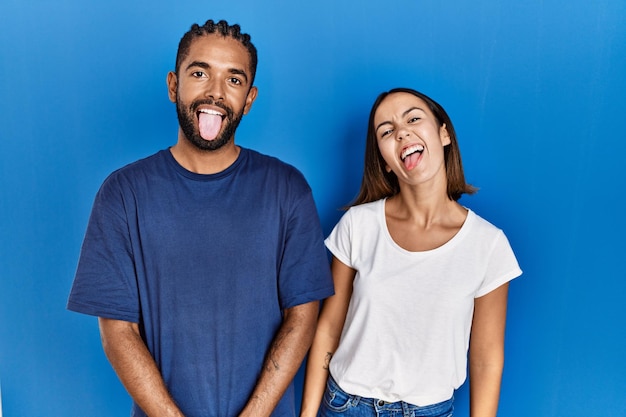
[192,71,205,78]
[229,77,242,85]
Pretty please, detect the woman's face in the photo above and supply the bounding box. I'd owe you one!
[373,92,451,189]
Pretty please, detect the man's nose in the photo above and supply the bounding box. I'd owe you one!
[204,78,225,101]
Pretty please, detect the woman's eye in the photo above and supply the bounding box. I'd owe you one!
[380,129,392,138]
[409,117,420,123]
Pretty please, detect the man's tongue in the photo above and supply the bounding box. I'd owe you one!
[198,112,222,141]
[403,151,420,170]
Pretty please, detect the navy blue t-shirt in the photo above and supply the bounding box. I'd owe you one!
[68,148,334,417]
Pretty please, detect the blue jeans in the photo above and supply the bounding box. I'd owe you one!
[320,377,453,417]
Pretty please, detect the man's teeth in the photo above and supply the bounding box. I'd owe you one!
[401,145,424,160]
[198,109,223,117]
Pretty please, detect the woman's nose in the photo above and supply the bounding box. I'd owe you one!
[395,127,410,141]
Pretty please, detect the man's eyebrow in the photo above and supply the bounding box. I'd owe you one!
[229,68,249,83]
[185,61,210,71]
[375,107,424,132]
[184,61,249,83]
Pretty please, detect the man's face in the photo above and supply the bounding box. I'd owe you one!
[167,34,257,151]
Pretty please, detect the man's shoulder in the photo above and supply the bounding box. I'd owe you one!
[110,149,167,175]
[243,148,306,180]
[102,149,166,181]
[243,147,295,168]
[241,148,314,203]
[96,149,169,195]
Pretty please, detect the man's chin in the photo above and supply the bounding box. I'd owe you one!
[187,134,231,151]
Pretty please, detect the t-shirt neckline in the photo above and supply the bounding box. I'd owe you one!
[379,198,474,255]
[163,147,248,181]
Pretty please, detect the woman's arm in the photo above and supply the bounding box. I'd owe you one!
[469,282,510,417]
[238,300,319,417]
[300,257,356,417]
[98,318,185,417]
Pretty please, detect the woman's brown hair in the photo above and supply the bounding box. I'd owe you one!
[351,88,476,206]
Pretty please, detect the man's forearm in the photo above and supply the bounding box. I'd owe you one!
[98,318,185,417]
[239,301,319,417]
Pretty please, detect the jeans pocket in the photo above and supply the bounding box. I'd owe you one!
[322,381,353,412]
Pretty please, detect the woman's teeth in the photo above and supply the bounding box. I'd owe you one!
[401,144,424,160]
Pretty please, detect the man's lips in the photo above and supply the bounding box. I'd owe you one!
[192,99,230,119]
[197,108,225,119]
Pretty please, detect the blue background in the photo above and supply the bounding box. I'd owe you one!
[1,0,625,416]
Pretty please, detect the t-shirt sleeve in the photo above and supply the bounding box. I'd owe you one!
[277,180,334,310]
[475,230,523,298]
[324,209,354,269]
[67,175,140,322]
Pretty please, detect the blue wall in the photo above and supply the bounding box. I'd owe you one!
[1,1,625,415]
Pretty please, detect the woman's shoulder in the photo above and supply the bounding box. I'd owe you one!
[465,209,508,240]
[332,199,384,230]
[348,199,384,215]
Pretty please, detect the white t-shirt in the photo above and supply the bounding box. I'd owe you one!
[325,199,522,406]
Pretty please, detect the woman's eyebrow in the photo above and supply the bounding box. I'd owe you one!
[402,106,423,117]
[375,107,424,132]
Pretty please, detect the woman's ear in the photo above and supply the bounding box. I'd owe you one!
[440,123,451,146]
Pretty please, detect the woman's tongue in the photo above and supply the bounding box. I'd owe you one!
[198,112,222,141]
[403,151,420,170]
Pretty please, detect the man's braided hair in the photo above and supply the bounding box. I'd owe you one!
[175,19,258,85]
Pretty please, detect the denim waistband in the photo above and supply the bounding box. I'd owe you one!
[326,376,454,414]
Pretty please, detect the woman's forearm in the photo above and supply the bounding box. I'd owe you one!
[300,329,337,417]
[239,301,318,417]
[469,354,504,417]
[469,283,509,417]
[300,257,355,417]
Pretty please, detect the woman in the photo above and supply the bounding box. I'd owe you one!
[301,88,522,417]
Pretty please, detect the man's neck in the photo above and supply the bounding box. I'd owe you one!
[170,135,240,175]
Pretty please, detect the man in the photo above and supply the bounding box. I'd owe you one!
[68,20,334,417]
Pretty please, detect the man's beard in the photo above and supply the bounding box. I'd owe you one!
[176,95,244,151]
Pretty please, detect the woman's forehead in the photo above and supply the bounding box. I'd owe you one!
[375,92,431,119]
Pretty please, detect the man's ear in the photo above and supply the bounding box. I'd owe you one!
[166,71,177,103]
[243,86,258,115]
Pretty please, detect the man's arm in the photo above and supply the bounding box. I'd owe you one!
[98,318,185,417]
[238,300,319,417]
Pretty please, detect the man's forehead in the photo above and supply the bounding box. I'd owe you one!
[188,34,247,56]
[184,34,251,69]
